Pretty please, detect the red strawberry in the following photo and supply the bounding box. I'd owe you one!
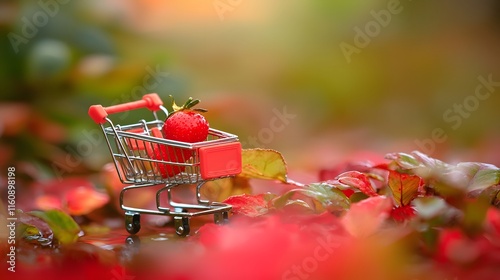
[163,97,209,143]
[146,143,187,178]
[149,97,209,179]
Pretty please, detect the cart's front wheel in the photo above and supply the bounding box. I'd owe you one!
[125,212,141,234]
[125,235,140,245]
[174,216,190,237]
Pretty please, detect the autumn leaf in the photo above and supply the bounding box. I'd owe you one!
[273,183,350,213]
[17,210,54,246]
[341,196,392,238]
[64,186,109,216]
[453,162,500,192]
[390,205,416,222]
[200,176,252,202]
[388,170,422,207]
[223,194,272,217]
[386,151,500,194]
[336,171,378,197]
[239,149,287,182]
[34,177,110,216]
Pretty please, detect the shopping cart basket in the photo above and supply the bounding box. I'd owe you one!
[88,93,241,236]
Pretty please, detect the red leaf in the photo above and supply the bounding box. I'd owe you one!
[319,152,388,181]
[336,171,378,197]
[223,194,269,217]
[33,177,109,216]
[486,208,500,236]
[388,170,423,207]
[435,229,489,264]
[35,195,63,211]
[341,196,392,238]
[65,186,109,216]
[390,205,416,222]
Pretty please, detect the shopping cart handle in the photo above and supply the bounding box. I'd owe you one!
[88,93,163,124]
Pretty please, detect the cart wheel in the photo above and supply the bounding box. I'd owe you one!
[125,212,141,234]
[174,216,190,237]
[125,235,141,245]
[214,211,230,225]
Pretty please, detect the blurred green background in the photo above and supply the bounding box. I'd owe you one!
[1,0,500,181]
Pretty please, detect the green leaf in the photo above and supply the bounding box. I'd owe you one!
[386,151,448,179]
[17,210,54,246]
[272,190,297,209]
[349,192,369,203]
[386,152,423,170]
[455,162,500,192]
[386,151,500,194]
[239,149,287,182]
[200,176,252,202]
[412,197,448,219]
[273,183,350,213]
[30,209,82,245]
[462,189,492,235]
[388,170,422,207]
[305,183,350,212]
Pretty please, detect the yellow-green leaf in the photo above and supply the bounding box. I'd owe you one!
[30,209,82,245]
[239,149,287,182]
[388,170,422,207]
[200,176,252,202]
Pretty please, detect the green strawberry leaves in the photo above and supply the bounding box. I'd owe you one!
[170,95,207,113]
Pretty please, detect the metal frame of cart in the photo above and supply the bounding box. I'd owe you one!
[89,93,242,236]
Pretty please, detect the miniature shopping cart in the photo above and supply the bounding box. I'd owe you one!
[88,93,241,236]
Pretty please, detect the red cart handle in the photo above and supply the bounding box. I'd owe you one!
[88,93,163,124]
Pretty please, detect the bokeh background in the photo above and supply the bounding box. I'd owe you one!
[1,0,500,183]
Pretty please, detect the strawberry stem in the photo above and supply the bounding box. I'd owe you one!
[169,95,208,114]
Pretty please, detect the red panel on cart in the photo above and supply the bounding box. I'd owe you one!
[199,142,242,179]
